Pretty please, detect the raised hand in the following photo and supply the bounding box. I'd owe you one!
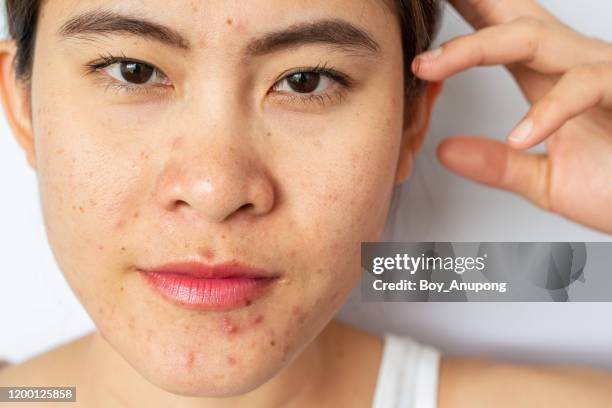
[413,0,612,234]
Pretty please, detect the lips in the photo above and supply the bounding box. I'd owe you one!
[138,260,279,311]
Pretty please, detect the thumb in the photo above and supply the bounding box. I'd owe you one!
[436,135,552,211]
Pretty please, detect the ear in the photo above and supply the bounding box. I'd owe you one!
[0,39,36,171]
[394,80,444,185]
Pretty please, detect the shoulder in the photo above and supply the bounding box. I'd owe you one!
[0,333,93,386]
[438,356,612,408]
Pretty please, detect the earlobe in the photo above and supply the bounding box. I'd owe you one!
[0,39,36,171]
[394,80,444,185]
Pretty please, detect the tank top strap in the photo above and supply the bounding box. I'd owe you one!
[372,333,441,408]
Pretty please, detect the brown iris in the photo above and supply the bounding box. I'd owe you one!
[286,72,321,93]
[120,62,154,84]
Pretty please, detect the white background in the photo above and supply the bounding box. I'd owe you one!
[1,1,612,369]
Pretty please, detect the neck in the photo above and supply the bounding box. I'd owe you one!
[84,321,341,408]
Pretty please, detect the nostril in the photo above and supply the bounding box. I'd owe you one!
[238,203,254,212]
[173,199,189,210]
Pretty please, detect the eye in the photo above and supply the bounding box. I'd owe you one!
[102,60,169,85]
[273,71,335,95]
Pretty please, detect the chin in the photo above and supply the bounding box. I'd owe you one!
[124,343,290,397]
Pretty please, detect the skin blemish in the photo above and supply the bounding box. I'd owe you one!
[120,246,126,252]
[97,244,104,251]
[244,299,252,307]
[119,285,124,292]
[115,218,125,230]
[222,317,239,335]
[169,136,184,150]
[292,306,307,324]
[253,314,264,325]
[128,316,135,329]
[226,18,233,25]
[133,211,139,219]
[269,340,276,347]
[226,356,237,365]
[199,248,215,260]
[186,351,195,371]
[78,206,85,213]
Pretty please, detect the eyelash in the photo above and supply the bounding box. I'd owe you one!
[83,53,354,106]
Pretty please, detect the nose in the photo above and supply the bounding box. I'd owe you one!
[154,139,276,223]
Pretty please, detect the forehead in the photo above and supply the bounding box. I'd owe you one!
[39,0,400,49]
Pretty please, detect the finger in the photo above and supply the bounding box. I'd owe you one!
[507,62,612,149]
[448,0,558,29]
[437,136,552,211]
[412,18,610,81]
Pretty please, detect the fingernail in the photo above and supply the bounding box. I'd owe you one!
[508,119,534,144]
[417,47,443,62]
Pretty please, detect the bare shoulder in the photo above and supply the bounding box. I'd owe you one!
[0,333,94,386]
[438,355,612,408]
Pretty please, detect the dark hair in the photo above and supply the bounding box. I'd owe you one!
[6,0,441,95]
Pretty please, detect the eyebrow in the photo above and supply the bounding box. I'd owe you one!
[245,19,381,57]
[58,10,381,57]
[58,9,191,50]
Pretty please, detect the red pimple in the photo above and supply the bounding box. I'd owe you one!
[200,248,215,260]
[222,317,239,335]
[186,351,195,371]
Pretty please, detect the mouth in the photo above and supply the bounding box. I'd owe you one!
[137,260,280,311]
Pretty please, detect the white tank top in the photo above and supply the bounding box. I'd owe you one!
[372,334,441,408]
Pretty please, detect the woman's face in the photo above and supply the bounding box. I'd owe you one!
[28,0,410,396]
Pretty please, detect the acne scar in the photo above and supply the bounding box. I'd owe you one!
[226,356,237,365]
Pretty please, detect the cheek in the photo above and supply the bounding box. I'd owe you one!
[33,104,150,302]
[273,104,403,306]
